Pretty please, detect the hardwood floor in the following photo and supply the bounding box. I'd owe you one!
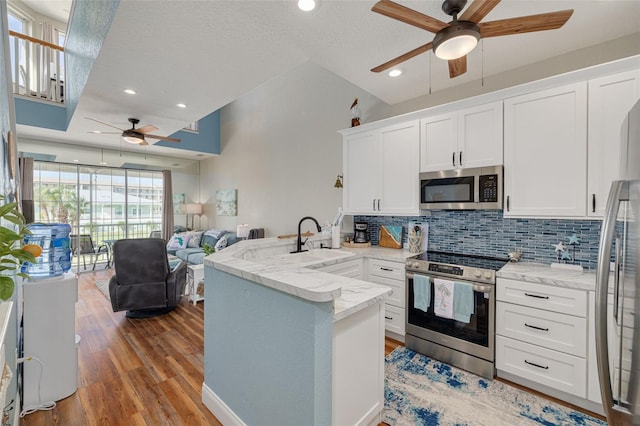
[19,270,603,425]
[20,269,222,426]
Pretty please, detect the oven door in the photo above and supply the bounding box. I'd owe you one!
[405,271,495,362]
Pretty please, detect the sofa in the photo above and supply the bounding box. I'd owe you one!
[167,229,241,265]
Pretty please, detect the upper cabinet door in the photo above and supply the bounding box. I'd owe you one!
[343,130,380,215]
[379,121,420,215]
[420,113,457,172]
[457,101,503,169]
[504,82,587,217]
[587,70,640,217]
[420,101,503,172]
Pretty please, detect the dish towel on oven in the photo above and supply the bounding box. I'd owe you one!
[434,278,454,319]
[413,274,431,312]
[453,281,474,323]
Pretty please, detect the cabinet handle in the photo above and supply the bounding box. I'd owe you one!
[380,267,394,272]
[452,152,456,167]
[373,199,376,211]
[592,194,596,213]
[385,316,393,320]
[524,360,549,370]
[524,323,549,332]
[506,195,510,212]
[524,293,549,300]
[377,199,381,211]
[459,151,463,166]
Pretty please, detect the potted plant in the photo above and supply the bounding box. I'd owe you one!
[0,195,42,300]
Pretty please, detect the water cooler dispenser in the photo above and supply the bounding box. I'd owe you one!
[21,223,78,409]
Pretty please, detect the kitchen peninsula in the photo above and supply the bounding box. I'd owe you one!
[200,235,411,425]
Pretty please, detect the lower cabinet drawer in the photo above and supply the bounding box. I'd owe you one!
[496,302,586,357]
[384,304,405,336]
[370,275,405,309]
[496,336,586,398]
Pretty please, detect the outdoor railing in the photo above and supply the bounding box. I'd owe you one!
[9,30,64,104]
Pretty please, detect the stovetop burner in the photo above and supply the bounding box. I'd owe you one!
[406,251,510,284]
[411,251,510,271]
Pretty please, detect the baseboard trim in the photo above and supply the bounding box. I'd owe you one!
[201,383,246,426]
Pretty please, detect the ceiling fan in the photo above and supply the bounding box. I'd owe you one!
[85,117,181,145]
[371,0,574,78]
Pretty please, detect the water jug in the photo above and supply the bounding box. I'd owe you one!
[22,223,72,278]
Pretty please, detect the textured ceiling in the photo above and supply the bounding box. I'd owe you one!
[15,0,640,161]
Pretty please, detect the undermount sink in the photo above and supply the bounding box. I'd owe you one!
[275,249,354,265]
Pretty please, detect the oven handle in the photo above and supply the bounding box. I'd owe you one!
[406,272,494,293]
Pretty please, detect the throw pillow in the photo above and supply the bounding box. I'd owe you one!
[167,232,191,250]
[214,234,229,251]
[187,231,204,248]
[204,228,228,239]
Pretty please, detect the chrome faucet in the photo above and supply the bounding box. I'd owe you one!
[292,216,322,253]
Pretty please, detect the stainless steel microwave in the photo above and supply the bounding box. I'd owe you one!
[419,165,503,210]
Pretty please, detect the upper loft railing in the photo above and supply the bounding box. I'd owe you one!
[8,30,65,104]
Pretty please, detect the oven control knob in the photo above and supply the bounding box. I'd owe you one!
[474,270,481,278]
[484,272,492,279]
[413,262,420,269]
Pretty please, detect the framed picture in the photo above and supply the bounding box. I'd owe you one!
[216,189,237,216]
[173,193,185,214]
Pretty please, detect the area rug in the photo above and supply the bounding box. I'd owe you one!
[94,279,110,301]
[383,347,607,426]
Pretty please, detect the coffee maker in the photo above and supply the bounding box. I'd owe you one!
[354,221,369,243]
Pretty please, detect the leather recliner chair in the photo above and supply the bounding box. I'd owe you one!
[109,238,187,318]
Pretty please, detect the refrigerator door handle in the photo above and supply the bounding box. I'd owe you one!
[614,236,622,325]
[596,180,631,425]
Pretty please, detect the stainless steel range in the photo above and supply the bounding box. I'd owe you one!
[405,251,509,379]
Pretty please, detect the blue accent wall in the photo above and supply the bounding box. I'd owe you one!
[204,267,333,425]
[356,211,603,270]
[158,109,221,154]
[64,0,120,125]
[14,98,67,130]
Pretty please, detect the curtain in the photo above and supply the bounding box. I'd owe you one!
[162,169,173,242]
[18,156,33,223]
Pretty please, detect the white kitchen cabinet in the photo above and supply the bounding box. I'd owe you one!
[366,258,406,337]
[496,277,589,399]
[343,121,420,215]
[503,82,587,217]
[420,101,503,172]
[587,70,640,217]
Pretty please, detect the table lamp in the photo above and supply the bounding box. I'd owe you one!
[184,203,202,229]
[237,224,250,239]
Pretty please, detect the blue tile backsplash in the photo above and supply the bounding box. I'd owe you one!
[354,211,603,270]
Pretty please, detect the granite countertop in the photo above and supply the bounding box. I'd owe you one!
[497,261,598,292]
[204,235,416,322]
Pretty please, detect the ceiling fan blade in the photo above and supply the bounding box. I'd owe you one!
[479,9,574,38]
[84,117,124,132]
[372,0,448,33]
[371,42,433,73]
[88,131,120,135]
[459,0,501,23]
[145,134,181,143]
[448,56,467,78]
[135,124,159,134]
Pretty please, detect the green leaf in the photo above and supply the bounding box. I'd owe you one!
[0,276,14,301]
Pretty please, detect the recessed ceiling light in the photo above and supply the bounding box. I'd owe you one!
[298,0,315,12]
[73,159,78,162]
[388,69,403,77]
[91,130,102,134]
[176,103,187,108]
[100,161,107,165]
[124,89,136,95]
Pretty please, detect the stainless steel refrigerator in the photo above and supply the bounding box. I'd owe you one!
[595,98,640,425]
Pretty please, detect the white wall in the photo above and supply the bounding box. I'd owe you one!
[199,61,389,237]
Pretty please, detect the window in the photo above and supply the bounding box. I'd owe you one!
[32,161,165,269]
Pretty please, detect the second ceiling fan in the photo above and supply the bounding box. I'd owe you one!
[86,117,181,145]
[371,0,574,78]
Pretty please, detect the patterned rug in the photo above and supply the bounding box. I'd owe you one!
[94,279,110,301]
[383,347,607,426]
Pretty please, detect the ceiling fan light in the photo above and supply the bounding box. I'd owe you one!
[122,135,144,144]
[433,21,480,60]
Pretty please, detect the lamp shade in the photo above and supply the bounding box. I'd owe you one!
[237,224,250,239]
[184,203,202,215]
